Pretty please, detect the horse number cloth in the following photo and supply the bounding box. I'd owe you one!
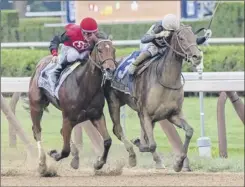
[111,51,141,94]
[38,62,81,99]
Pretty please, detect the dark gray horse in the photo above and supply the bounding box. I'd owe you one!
[28,35,117,175]
[105,25,202,172]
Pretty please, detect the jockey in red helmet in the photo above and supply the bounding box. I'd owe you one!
[47,17,99,93]
[80,17,99,42]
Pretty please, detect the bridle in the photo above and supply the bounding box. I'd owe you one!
[89,39,116,86]
[89,39,116,70]
[156,26,199,90]
[162,26,199,61]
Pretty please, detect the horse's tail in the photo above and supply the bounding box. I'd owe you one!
[22,55,52,113]
[21,96,49,113]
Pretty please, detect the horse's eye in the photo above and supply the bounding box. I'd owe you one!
[98,48,102,53]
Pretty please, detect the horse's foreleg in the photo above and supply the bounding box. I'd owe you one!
[159,119,191,171]
[108,102,137,167]
[168,113,193,172]
[131,113,154,152]
[70,138,80,169]
[140,110,156,153]
[137,118,165,169]
[131,112,151,152]
[49,117,72,161]
[30,101,47,175]
[91,114,112,170]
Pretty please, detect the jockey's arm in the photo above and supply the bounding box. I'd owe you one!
[141,34,156,44]
[141,21,164,44]
[49,32,69,56]
[196,36,207,45]
[196,29,212,45]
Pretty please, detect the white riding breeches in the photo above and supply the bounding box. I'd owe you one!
[140,42,159,57]
[59,45,89,64]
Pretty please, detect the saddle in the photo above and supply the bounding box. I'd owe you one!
[111,51,163,95]
[38,61,81,99]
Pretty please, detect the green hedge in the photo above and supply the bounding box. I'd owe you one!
[1,17,64,42]
[1,46,244,77]
[1,10,19,28]
[1,10,19,42]
[19,17,61,28]
[1,2,244,42]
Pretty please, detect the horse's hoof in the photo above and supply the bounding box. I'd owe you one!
[183,157,191,172]
[155,161,165,169]
[173,154,186,172]
[131,138,140,147]
[129,155,137,167]
[149,144,157,153]
[94,160,105,170]
[38,163,47,175]
[139,145,150,152]
[182,167,192,172]
[48,150,57,157]
[70,156,79,170]
[48,150,61,161]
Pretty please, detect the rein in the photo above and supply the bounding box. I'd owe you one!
[156,26,199,90]
[88,39,116,86]
[156,55,185,90]
[89,39,116,70]
[162,26,198,59]
[79,39,116,115]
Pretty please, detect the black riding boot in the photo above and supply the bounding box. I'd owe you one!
[128,51,151,75]
[48,57,68,93]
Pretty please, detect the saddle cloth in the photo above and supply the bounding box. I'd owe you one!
[111,51,141,95]
[111,51,160,95]
[37,61,80,99]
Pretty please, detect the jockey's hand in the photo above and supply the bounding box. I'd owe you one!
[159,48,165,55]
[128,63,137,75]
[155,31,171,38]
[204,29,212,39]
[51,56,58,63]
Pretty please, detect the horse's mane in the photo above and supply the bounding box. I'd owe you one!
[180,23,187,27]
[96,31,109,40]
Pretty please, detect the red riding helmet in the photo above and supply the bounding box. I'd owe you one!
[80,17,98,33]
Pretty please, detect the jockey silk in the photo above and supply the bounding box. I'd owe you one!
[64,24,90,52]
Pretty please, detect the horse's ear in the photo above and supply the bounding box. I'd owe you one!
[108,34,113,40]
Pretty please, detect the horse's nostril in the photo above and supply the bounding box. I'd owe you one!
[192,55,197,59]
[192,55,201,61]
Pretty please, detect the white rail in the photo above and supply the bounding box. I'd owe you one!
[1,38,244,48]
[1,72,244,93]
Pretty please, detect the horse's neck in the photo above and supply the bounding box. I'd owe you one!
[75,58,101,84]
[159,48,183,86]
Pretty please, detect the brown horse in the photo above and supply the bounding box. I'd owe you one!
[28,35,117,175]
[105,25,202,172]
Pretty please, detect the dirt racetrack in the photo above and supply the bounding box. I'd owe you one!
[1,146,244,186]
[2,165,244,186]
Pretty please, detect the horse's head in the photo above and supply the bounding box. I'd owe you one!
[170,25,202,67]
[90,34,116,74]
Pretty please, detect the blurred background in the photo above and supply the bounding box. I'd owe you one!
[1,0,244,77]
[1,0,244,42]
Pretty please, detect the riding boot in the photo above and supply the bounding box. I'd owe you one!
[48,57,68,93]
[128,51,151,75]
